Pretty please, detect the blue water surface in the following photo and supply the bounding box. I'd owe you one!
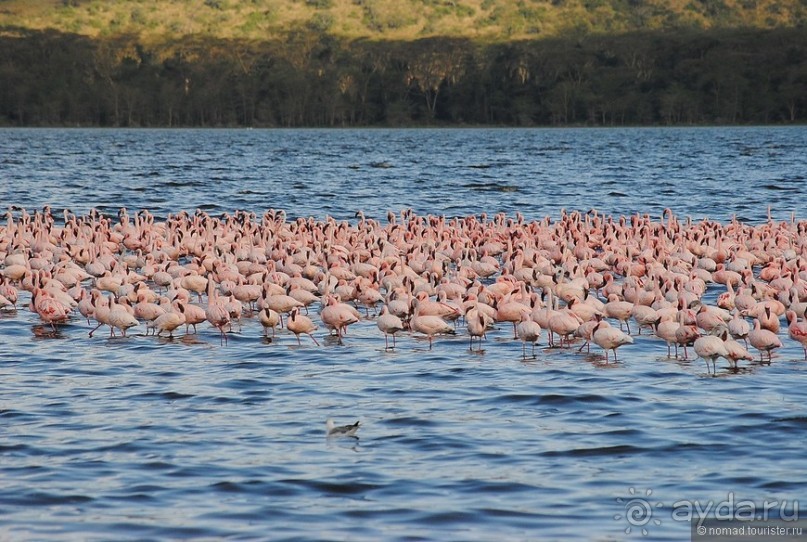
[0,127,806,541]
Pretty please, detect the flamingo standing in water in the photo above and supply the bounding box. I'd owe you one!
[287,307,319,346]
[694,329,729,374]
[179,301,206,334]
[108,297,139,337]
[674,311,700,360]
[262,292,303,328]
[31,288,70,331]
[410,304,455,350]
[786,310,807,360]
[77,289,99,325]
[205,279,230,345]
[259,307,281,338]
[516,312,542,359]
[154,302,186,338]
[495,293,531,339]
[728,311,751,347]
[548,309,582,348]
[134,295,166,335]
[654,315,680,358]
[1,206,805,370]
[465,308,489,351]
[180,273,208,303]
[377,305,405,350]
[0,277,18,309]
[592,321,634,362]
[721,330,753,370]
[575,315,603,354]
[604,294,633,333]
[320,295,359,342]
[88,294,113,337]
[748,318,782,363]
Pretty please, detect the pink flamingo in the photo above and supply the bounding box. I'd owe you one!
[516,312,542,359]
[748,318,782,363]
[259,307,281,338]
[694,330,729,374]
[108,297,139,337]
[377,305,405,350]
[31,288,69,331]
[205,280,230,345]
[287,307,320,346]
[320,295,360,341]
[592,321,634,362]
[410,304,455,350]
[786,310,807,360]
[154,302,186,338]
[466,308,489,351]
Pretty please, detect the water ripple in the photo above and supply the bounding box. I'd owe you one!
[0,127,806,541]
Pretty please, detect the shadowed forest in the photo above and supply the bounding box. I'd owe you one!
[1,0,805,126]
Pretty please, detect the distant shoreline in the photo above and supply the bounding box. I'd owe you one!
[1,27,804,127]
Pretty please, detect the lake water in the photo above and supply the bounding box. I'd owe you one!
[1,127,806,541]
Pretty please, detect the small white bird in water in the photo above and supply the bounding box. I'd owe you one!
[326,418,361,437]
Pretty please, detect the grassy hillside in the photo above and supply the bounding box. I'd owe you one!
[1,0,805,42]
[1,1,804,127]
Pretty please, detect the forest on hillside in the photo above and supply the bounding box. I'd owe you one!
[0,26,804,127]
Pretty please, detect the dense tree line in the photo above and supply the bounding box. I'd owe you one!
[0,27,804,127]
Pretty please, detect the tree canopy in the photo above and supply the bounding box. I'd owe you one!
[0,0,804,126]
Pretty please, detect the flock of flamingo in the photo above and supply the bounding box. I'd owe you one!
[2,206,807,372]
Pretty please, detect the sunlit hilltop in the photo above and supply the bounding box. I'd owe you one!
[1,0,804,42]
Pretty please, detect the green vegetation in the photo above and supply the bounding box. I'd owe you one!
[1,27,804,127]
[0,0,804,126]
[1,0,804,42]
